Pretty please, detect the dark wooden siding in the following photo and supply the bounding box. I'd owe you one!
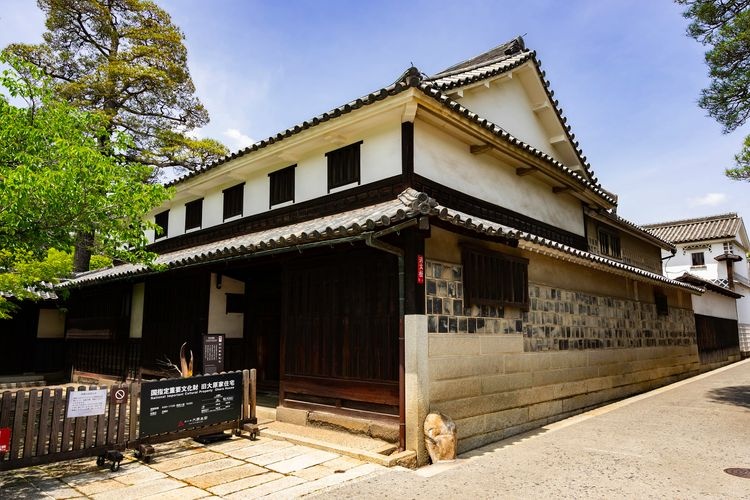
[141,272,210,372]
[695,313,739,364]
[281,248,399,412]
[65,284,132,340]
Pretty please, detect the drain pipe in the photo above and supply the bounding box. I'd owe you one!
[364,219,417,453]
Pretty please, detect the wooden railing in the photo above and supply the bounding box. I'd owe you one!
[0,369,257,471]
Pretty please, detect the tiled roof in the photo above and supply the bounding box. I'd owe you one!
[643,213,741,244]
[586,208,675,251]
[675,273,742,298]
[425,39,598,185]
[1,285,58,301]
[168,39,614,207]
[62,190,698,293]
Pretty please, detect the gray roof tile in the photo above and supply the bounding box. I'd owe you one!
[643,213,742,244]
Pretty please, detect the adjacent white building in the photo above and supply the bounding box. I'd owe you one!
[645,213,750,357]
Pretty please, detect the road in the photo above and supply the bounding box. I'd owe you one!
[315,359,750,499]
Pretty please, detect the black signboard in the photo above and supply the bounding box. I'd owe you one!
[203,334,225,375]
[139,372,242,438]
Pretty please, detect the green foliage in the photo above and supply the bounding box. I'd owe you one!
[0,57,171,317]
[678,0,750,180]
[3,0,228,174]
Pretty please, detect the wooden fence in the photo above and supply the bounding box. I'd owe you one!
[0,369,256,471]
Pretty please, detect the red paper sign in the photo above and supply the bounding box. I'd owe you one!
[0,427,10,453]
[417,254,425,285]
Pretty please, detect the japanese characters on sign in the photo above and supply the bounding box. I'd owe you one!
[66,389,108,418]
[202,333,225,375]
[417,254,425,285]
[0,427,10,453]
[139,371,242,438]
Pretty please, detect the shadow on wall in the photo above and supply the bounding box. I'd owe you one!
[707,386,750,409]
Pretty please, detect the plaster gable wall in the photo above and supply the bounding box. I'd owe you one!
[452,75,563,163]
[413,118,585,236]
[663,243,726,280]
[147,122,402,244]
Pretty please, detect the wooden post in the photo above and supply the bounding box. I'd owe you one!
[23,389,40,459]
[242,370,249,421]
[250,368,257,422]
[49,388,63,453]
[129,382,140,442]
[72,386,86,451]
[11,390,25,459]
[37,389,52,456]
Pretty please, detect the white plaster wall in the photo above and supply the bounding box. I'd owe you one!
[414,119,584,236]
[150,123,401,242]
[129,282,145,338]
[663,246,722,280]
[691,291,738,320]
[37,309,65,338]
[208,273,245,339]
[736,283,750,326]
[455,77,562,162]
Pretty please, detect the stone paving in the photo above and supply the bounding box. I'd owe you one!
[0,434,388,499]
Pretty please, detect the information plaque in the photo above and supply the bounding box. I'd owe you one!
[203,334,225,375]
[139,372,242,438]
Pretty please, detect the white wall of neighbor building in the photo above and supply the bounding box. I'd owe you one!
[147,122,402,244]
[663,243,725,280]
[129,282,145,339]
[413,118,585,236]
[37,309,66,338]
[454,75,563,163]
[207,273,245,339]
[691,292,738,320]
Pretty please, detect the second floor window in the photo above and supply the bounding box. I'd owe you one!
[223,183,244,220]
[326,141,362,191]
[269,165,296,207]
[598,228,621,259]
[691,252,705,266]
[154,210,169,239]
[185,198,203,231]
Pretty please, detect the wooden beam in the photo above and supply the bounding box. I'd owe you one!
[552,186,572,194]
[470,144,492,155]
[516,167,536,176]
[532,102,551,113]
[549,134,567,144]
[401,101,418,123]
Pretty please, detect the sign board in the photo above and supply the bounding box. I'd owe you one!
[417,254,425,285]
[202,334,225,375]
[66,389,107,418]
[139,372,242,438]
[111,386,129,405]
[0,427,10,453]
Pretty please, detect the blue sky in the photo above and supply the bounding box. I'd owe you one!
[2,0,748,225]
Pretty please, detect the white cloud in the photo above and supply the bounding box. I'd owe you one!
[689,192,727,207]
[223,128,255,150]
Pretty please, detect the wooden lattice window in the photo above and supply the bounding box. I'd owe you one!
[462,246,529,310]
[691,252,705,266]
[326,141,362,191]
[269,165,296,207]
[185,198,203,231]
[223,183,244,220]
[655,291,669,316]
[598,228,621,259]
[154,210,169,240]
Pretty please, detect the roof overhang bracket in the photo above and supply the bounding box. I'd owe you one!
[552,186,572,194]
[470,144,492,155]
[516,166,536,176]
[401,101,418,123]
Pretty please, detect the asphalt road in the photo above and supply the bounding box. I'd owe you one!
[315,359,750,499]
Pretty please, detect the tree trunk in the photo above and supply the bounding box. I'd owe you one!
[72,232,94,272]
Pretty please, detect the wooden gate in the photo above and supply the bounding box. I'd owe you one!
[0,369,256,471]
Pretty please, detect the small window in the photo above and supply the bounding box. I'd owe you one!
[269,165,296,207]
[655,291,668,316]
[185,198,203,231]
[691,252,705,266]
[326,141,362,191]
[154,210,169,239]
[225,293,244,314]
[598,228,621,259]
[462,246,529,309]
[223,183,244,220]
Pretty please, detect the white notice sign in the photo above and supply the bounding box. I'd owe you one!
[66,389,107,418]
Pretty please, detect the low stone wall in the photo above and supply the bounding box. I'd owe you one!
[428,335,701,453]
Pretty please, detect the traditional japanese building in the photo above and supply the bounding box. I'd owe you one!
[11,37,720,463]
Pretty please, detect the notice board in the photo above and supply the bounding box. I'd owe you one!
[202,333,225,375]
[139,371,242,438]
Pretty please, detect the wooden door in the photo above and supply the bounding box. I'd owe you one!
[244,268,281,391]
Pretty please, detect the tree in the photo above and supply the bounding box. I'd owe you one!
[0,58,170,318]
[677,0,750,180]
[3,0,227,270]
